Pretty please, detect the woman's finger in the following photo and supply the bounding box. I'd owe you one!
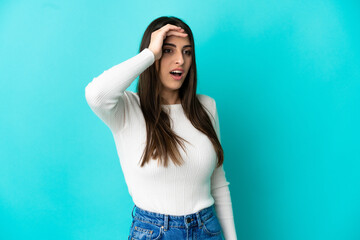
[162,25,184,35]
[164,24,182,31]
[166,30,188,37]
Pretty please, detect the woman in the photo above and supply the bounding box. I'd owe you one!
[85,16,237,240]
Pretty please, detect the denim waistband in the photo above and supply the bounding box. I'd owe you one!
[131,204,216,231]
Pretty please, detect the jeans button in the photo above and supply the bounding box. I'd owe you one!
[186,217,191,223]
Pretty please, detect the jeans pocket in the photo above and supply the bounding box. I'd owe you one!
[129,219,163,240]
[201,214,223,236]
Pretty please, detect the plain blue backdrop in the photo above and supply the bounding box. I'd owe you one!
[1,0,359,239]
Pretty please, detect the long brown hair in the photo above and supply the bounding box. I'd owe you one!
[137,16,224,168]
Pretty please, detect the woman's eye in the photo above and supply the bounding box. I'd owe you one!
[184,50,192,55]
[163,49,191,55]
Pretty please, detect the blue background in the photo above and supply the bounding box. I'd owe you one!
[1,0,359,239]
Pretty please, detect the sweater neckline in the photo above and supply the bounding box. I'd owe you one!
[161,103,183,116]
[161,103,183,111]
[162,103,181,106]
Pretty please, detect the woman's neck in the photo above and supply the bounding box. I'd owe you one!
[161,90,181,105]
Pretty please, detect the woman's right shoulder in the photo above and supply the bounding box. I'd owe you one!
[123,91,140,104]
[126,90,139,97]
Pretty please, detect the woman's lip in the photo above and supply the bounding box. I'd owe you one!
[170,73,183,80]
[170,68,184,73]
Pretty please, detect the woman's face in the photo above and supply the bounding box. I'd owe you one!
[155,35,192,93]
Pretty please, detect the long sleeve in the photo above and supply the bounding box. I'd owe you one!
[210,98,238,240]
[84,48,155,133]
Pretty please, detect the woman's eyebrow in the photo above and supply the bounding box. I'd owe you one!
[163,43,192,48]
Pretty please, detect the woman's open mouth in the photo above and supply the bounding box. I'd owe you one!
[170,70,183,80]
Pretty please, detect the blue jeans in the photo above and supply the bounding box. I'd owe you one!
[128,204,224,240]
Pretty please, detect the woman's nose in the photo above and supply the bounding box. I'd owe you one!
[175,52,184,65]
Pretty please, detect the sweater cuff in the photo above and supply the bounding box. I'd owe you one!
[142,48,155,63]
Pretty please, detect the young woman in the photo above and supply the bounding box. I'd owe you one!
[85,16,237,240]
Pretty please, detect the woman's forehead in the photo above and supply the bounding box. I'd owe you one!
[164,35,191,46]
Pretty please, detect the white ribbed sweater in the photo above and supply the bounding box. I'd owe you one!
[85,48,237,239]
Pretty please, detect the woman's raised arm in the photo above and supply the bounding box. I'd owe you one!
[84,49,155,133]
[85,24,187,133]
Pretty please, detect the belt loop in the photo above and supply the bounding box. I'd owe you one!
[196,211,202,227]
[164,214,169,231]
[131,204,136,218]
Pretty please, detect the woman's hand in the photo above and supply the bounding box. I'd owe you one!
[148,24,188,60]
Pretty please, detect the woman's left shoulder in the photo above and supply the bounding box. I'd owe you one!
[196,94,216,117]
[196,93,215,107]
